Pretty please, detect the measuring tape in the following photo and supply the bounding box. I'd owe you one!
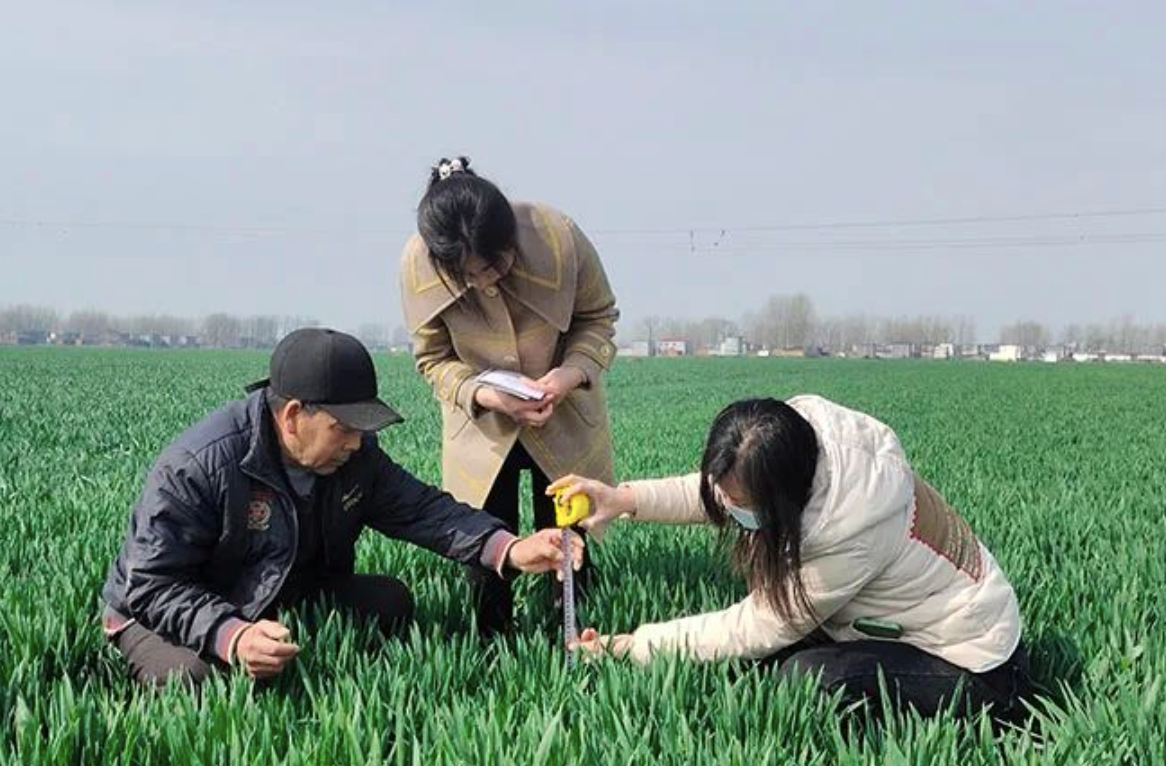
[553,489,591,666]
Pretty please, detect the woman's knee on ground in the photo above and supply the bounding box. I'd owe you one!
[776,645,856,693]
[775,645,995,719]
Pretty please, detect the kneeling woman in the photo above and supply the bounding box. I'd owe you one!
[550,395,1031,718]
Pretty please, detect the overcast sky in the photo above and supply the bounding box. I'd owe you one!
[3,1,1165,339]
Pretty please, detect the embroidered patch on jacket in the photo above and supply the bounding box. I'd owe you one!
[341,485,364,512]
[909,479,983,580]
[247,491,274,532]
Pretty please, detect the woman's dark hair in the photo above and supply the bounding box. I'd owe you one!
[699,398,820,622]
[417,156,517,293]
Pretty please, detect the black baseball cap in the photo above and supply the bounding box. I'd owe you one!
[246,328,404,431]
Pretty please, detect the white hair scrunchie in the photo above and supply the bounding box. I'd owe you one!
[438,157,467,181]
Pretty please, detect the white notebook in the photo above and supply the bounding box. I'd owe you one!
[474,369,546,401]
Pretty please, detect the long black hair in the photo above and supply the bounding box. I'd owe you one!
[699,398,820,622]
[417,156,517,293]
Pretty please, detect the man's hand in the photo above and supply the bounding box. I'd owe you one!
[474,384,555,428]
[505,527,584,577]
[234,619,300,679]
[571,627,633,660]
[546,474,636,541]
[536,366,586,403]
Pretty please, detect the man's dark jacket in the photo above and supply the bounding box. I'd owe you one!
[102,390,507,659]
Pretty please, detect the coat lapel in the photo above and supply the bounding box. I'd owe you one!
[400,202,577,334]
[503,203,577,333]
[400,236,467,333]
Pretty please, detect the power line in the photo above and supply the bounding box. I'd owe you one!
[590,206,1166,236]
[664,232,1166,255]
[0,218,413,237]
[2,205,1166,239]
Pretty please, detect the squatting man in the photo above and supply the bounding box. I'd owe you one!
[101,328,582,686]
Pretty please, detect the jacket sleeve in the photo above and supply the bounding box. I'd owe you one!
[363,445,512,568]
[559,219,619,387]
[122,451,249,661]
[410,316,483,418]
[626,534,882,664]
[626,473,709,525]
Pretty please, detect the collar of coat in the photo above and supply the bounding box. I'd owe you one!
[401,201,579,334]
[238,389,306,496]
[238,389,376,497]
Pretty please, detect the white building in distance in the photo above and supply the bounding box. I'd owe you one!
[656,339,689,357]
[989,345,1022,362]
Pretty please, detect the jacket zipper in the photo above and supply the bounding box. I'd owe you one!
[240,469,298,620]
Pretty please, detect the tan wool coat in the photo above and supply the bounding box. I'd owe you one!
[400,201,619,508]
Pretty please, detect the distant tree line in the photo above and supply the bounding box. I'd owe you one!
[0,305,335,349]
[626,293,1166,355]
[5,299,1165,355]
[0,304,420,351]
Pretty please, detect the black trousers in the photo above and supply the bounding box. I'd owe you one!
[112,573,414,688]
[771,631,1033,721]
[468,442,593,637]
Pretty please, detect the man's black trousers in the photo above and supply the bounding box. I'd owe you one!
[112,573,413,688]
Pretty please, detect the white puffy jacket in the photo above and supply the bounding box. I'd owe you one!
[624,395,1022,673]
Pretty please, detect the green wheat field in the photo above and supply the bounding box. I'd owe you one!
[1,349,1163,764]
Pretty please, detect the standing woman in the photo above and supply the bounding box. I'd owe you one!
[551,395,1031,719]
[400,157,619,637]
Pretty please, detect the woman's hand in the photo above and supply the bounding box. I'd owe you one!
[536,366,586,403]
[546,474,636,541]
[474,383,555,428]
[571,627,633,659]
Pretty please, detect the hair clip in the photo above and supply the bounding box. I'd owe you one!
[437,156,469,180]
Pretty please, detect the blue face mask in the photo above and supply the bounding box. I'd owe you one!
[726,504,762,531]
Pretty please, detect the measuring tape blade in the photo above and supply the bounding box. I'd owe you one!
[553,489,590,668]
[562,531,577,667]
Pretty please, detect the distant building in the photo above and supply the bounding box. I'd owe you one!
[933,343,956,360]
[49,331,82,346]
[879,343,916,360]
[1103,353,1133,363]
[656,339,689,357]
[127,334,167,348]
[1072,352,1099,363]
[619,340,653,358]
[94,331,131,347]
[1041,348,1068,363]
[989,345,1022,362]
[16,331,50,346]
[715,336,747,357]
[851,343,877,359]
